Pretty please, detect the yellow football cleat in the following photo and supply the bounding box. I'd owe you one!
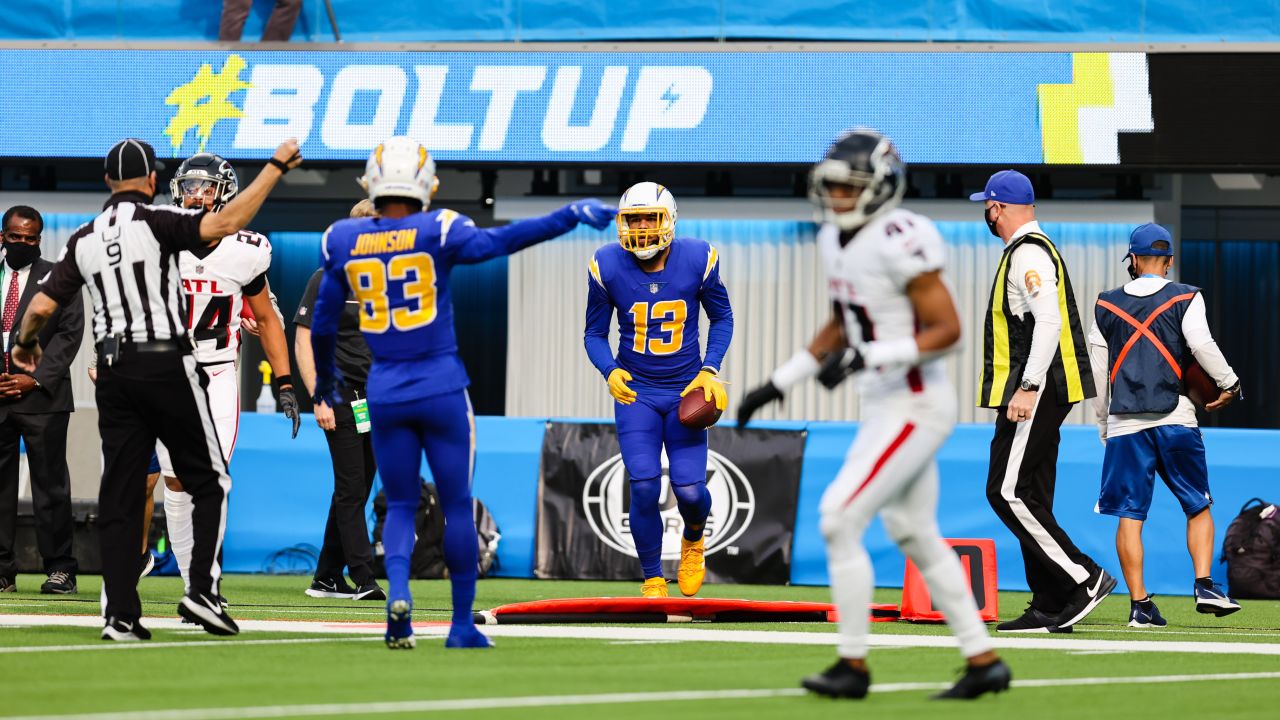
[678,536,706,596]
[641,577,669,598]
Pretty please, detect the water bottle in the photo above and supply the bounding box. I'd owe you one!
[255,360,276,414]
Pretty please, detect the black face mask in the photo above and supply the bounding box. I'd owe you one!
[984,206,1000,237]
[3,241,40,270]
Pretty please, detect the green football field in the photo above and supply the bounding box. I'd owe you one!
[2,574,1279,719]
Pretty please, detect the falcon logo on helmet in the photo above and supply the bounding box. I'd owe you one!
[617,181,677,261]
[809,128,906,231]
[359,136,439,208]
[171,153,239,212]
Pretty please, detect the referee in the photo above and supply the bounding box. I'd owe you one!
[12,137,302,640]
[971,171,1114,633]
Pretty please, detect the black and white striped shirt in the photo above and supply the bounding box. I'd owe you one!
[41,191,205,345]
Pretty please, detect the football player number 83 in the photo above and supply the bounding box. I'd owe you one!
[630,300,686,355]
[346,253,438,333]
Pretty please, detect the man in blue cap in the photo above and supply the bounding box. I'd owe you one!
[1087,223,1242,627]
[971,170,1114,633]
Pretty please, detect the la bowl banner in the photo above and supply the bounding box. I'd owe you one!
[0,49,1151,164]
[536,422,805,583]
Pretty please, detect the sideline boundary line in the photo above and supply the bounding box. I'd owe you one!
[2,613,1280,656]
[5,673,1280,720]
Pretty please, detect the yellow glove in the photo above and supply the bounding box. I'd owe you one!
[681,370,727,411]
[608,368,637,405]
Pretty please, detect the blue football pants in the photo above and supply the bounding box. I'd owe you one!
[368,390,477,627]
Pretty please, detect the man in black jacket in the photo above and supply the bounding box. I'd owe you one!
[0,206,85,594]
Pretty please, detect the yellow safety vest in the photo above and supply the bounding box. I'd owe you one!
[978,233,1095,408]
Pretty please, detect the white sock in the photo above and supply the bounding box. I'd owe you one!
[904,532,993,658]
[163,485,194,593]
[825,524,874,660]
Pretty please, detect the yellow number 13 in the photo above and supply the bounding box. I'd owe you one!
[629,300,686,355]
[346,253,438,333]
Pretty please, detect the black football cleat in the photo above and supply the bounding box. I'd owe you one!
[932,660,1012,700]
[801,660,871,699]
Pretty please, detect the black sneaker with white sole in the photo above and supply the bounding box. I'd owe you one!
[1054,567,1118,630]
[801,660,871,699]
[354,583,387,601]
[306,577,358,599]
[996,607,1071,633]
[178,591,240,636]
[102,617,152,642]
[932,660,1013,700]
[40,571,77,595]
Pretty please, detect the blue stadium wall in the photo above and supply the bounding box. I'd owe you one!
[228,414,1274,598]
[3,1,1279,42]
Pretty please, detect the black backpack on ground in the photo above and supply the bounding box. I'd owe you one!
[372,478,501,579]
[1220,498,1280,599]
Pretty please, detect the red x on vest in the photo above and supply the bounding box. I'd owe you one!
[1096,293,1196,384]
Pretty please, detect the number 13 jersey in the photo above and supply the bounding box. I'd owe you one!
[181,229,272,365]
[818,208,951,401]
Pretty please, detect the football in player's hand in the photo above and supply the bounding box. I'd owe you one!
[1184,359,1218,409]
[678,390,723,430]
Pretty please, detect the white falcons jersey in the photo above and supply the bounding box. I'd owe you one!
[818,208,951,399]
[181,230,272,364]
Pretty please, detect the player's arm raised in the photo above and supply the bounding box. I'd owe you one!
[449,199,616,265]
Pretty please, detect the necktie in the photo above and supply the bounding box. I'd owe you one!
[3,270,19,372]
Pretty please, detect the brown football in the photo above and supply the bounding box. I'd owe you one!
[678,390,723,429]
[1184,359,1219,409]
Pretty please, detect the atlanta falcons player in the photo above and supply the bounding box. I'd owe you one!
[737,130,1010,700]
[156,153,300,595]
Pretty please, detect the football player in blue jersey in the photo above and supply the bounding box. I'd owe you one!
[310,136,615,649]
[584,181,734,598]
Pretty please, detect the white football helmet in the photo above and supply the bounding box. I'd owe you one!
[358,136,438,207]
[617,181,677,260]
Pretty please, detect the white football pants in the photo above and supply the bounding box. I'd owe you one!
[819,389,992,660]
[156,361,239,591]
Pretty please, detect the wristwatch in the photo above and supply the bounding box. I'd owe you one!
[1019,379,1040,392]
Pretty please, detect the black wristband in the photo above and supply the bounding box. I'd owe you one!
[14,336,36,350]
[274,374,294,390]
[267,157,291,174]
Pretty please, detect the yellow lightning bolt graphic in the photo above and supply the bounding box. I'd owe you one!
[1038,53,1115,164]
[163,55,252,156]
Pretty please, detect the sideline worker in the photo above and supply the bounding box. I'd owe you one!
[971,170,1114,633]
[1088,223,1242,627]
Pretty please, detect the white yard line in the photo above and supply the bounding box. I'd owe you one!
[5,673,1280,720]
[2,613,1279,656]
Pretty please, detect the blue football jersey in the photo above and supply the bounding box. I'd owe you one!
[585,237,733,389]
[314,204,578,402]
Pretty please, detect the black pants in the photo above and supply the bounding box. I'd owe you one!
[986,397,1098,614]
[218,0,301,41]
[314,399,377,585]
[0,411,75,577]
[96,351,229,622]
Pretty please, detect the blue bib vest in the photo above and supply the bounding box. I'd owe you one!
[1094,281,1200,415]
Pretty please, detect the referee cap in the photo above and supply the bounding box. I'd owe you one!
[969,170,1035,205]
[105,138,163,181]
[1128,223,1174,257]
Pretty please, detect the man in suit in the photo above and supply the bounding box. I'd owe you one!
[0,206,85,594]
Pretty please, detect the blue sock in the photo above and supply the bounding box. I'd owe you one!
[382,498,417,604]
[441,496,478,627]
[672,482,711,541]
[629,476,663,579]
